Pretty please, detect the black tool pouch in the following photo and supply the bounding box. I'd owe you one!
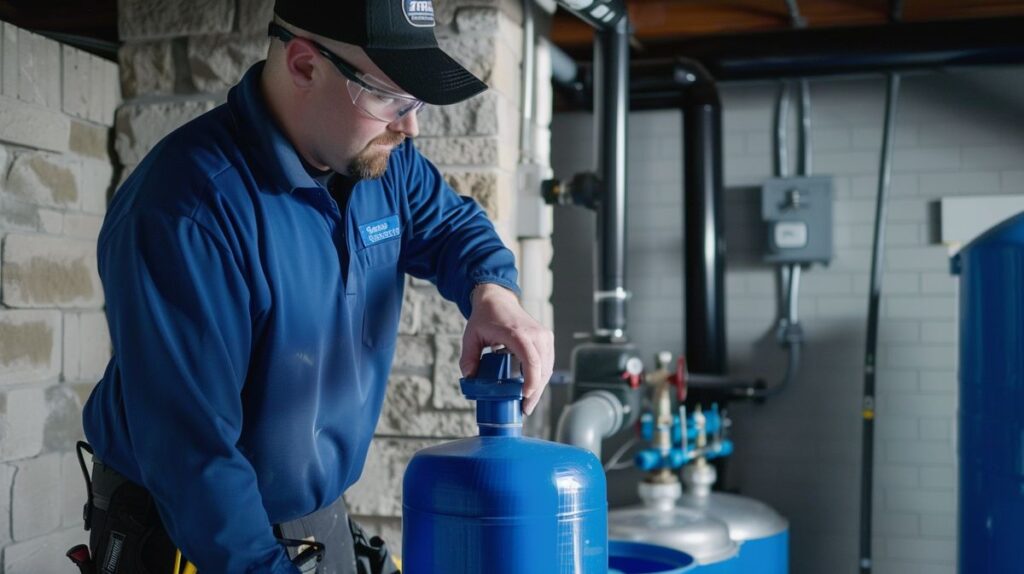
[349,519,400,574]
[86,456,176,573]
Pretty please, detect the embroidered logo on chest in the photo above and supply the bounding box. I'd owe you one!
[359,215,402,247]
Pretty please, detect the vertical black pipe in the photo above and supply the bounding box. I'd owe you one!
[593,17,631,339]
[859,72,901,574]
[682,62,727,375]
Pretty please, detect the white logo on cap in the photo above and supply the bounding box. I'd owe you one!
[403,0,435,28]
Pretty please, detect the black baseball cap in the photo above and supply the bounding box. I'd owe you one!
[273,0,488,105]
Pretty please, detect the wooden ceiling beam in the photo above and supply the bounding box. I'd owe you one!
[552,0,1024,51]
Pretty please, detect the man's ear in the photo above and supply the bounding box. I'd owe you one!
[284,39,320,90]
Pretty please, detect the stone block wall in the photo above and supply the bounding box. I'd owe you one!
[116,0,547,557]
[0,22,119,573]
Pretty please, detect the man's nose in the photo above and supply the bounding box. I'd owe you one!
[389,108,419,138]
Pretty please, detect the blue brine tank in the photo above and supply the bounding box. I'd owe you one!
[402,352,608,574]
[955,212,1024,574]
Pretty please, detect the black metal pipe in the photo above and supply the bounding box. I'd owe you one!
[859,72,901,574]
[608,59,727,372]
[680,61,727,375]
[592,17,631,339]
[550,1,632,339]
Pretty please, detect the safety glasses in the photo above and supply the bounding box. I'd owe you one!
[268,22,425,123]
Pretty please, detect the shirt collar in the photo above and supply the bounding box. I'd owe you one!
[228,61,319,194]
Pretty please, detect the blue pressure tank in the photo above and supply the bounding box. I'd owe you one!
[402,352,608,574]
[955,212,1024,574]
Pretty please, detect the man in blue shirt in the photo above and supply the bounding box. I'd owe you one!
[78,1,554,572]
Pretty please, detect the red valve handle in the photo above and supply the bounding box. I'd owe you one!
[669,356,687,402]
[620,370,641,389]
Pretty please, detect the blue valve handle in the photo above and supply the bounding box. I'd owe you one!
[640,413,654,441]
[460,352,525,434]
[634,403,732,472]
[707,440,734,459]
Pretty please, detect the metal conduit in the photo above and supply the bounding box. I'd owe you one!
[798,80,813,176]
[519,0,535,162]
[859,72,901,574]
[773,82,792,179]
[755,0,811,399]
[773,82,792,337]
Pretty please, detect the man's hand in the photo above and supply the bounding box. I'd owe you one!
[460,283,554,416]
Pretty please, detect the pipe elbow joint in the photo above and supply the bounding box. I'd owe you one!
[555,390,626,460]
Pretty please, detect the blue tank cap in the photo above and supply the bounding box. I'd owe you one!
[460,352,524,435]
[459,352,524,400]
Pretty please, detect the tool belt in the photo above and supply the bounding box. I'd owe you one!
[67,442,400,574]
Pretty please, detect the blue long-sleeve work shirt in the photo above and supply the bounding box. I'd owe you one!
[82,62,519,573]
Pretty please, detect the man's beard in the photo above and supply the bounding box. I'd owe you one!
[347,133,406,180]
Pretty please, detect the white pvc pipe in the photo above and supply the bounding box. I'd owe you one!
[555,390,625,459]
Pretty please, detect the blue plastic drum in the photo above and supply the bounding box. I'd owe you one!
[609,540,697,574]
[402,353,607,574]
[955,212,1024,574]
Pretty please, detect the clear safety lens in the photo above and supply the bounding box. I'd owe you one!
[346,78,424,123]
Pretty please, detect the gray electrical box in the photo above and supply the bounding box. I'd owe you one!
[761,176,833,265]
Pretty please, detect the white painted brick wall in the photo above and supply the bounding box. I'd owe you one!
[78,311,111,381]
[0,463,14,545]
[6,151,83,210]
[61,451,85,528]
[2,526,85,574]
[0,19,116,570]
[552,66,1024,574]
[0,96,70,152]
[1,233,103,309]
[11,453,63,541]
[0,310,62,385]
[0,386,46,461]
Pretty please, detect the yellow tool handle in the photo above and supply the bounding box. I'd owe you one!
[173,549,197,574]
